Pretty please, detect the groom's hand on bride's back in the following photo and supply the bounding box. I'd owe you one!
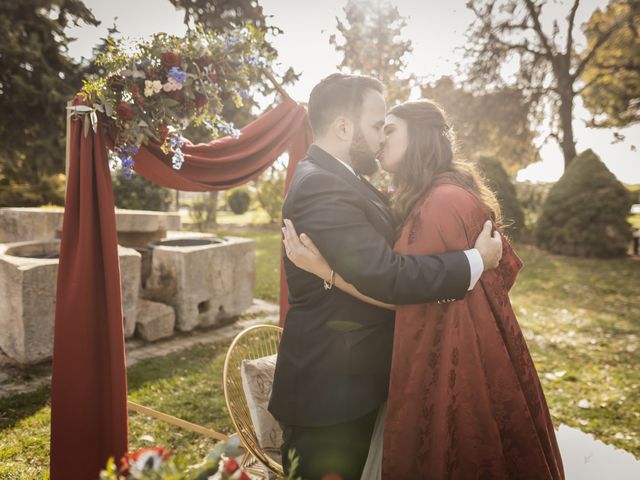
[474,220,502,271]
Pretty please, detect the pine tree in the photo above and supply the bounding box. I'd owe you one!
[0,0,99,206]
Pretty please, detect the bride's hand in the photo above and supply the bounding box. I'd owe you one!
[282,218,332,280]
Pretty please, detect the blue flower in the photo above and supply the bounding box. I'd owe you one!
[244,55,267,68]
[218,121,241,139]
[167,67,187,85]
[172,149,185,170]
[170,135,185,148]
[233,87,250,100]
[225,37,240,47]
[121,156,135,170]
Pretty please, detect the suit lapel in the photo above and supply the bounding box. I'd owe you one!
[306,145,396,233]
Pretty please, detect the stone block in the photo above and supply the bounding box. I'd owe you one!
[136,299,175,342]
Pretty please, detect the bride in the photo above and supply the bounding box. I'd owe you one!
[282,99,565,479]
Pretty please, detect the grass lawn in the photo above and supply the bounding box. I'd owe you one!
[1,231,638,479]
[216,209,274,227]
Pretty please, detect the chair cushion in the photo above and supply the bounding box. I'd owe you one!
[240,354,283,450]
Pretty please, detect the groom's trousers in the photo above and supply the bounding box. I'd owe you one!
[280,407,378,480]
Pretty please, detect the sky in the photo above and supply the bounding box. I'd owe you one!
[65,0,639,184]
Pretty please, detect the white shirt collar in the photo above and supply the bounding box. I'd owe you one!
[333,155,357,177]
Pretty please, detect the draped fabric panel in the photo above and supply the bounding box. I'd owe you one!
[50,97,310,479]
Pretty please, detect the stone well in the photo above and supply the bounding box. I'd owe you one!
[114,209,181,248]
[0,240,141,364]
[143,236,255,332]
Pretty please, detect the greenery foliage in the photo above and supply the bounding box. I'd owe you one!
[255,167,285,223]
[535,149,632,257]
[514,181,551,237]
[112,173,173,211]
[0,0,98,206]
[581,0,640,129]
[422,77,540,175]
[463,0,640,168]
[189,194,218,229]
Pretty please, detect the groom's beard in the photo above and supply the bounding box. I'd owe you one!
[349,126,379,176]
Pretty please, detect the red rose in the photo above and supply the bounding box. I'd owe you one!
[238,471,250,480]
[167,90,184,102]
[194,93,208,109]
[195,55,212,69]
[130,84,140,96]
[161,51,181,68]
[223,457,239,473]
[116,102,135,121]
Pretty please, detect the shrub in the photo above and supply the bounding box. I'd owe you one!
[0,173,66,207]
[515,181,552,236]
[227,187,251,214]
[476,156,525,239]
[535,149,632,258]
[255,167,285,223]
[188,192,218,230]
[112,173,173,211]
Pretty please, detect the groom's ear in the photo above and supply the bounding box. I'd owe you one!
[333,115,353,142]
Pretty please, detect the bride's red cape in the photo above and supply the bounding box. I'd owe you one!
[383,176,564,479]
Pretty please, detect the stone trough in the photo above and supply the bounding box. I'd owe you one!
[0,240,141,364]
[143,236,255,332]
[0,207,257,364]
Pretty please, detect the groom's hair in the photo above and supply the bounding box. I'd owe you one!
[308,73,384,136]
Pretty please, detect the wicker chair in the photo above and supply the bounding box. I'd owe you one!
[223,324,284,477]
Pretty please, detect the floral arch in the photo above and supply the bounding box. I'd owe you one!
[51,28,311,479]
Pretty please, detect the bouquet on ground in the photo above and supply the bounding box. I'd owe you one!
[99,436,301,480]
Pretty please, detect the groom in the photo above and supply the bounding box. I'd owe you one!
[268,73,502,480]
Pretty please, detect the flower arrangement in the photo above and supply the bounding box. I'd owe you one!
[99,437,301,480]
[75,26,271,177]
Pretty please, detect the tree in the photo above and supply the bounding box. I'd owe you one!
[421,76,540,176]
[330,0,414,104]
[535,149,632,257]
[581,0,640,129]
[464,0,640,170]
[255,165,285,223]
[0,0,99,206]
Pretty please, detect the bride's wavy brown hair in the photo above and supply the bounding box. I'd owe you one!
[388,99,501,231]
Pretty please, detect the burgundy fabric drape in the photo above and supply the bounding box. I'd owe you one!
[50,97,310,479]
